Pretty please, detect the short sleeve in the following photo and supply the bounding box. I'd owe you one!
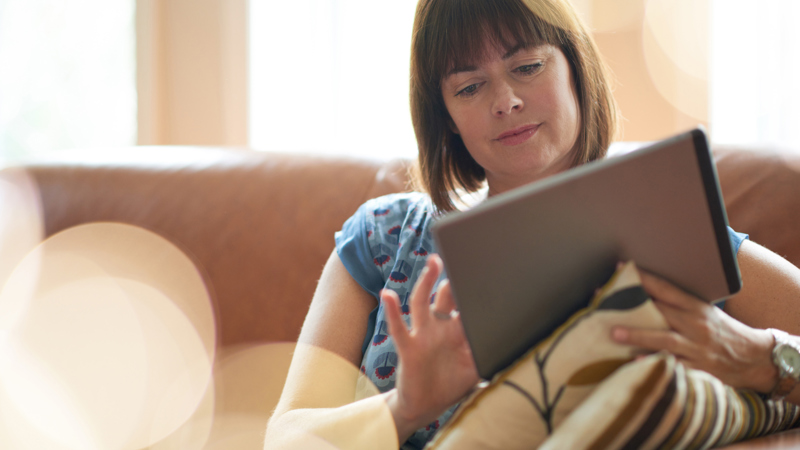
[717,226,749,310]
[335,201,385,299]
[727,226,749,254]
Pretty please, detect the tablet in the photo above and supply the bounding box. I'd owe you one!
[431,128,741,380]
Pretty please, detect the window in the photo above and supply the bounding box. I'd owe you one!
[249,0,419,159]
[710,0,800,149]
[0,0,137,166]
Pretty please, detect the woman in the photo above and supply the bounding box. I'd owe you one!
[267,0,800,448]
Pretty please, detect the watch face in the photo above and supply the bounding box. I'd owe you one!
[778,345,800,374]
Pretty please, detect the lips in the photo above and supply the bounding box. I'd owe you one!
[496,124,539,146]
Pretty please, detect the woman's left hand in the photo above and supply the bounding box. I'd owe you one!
[611,269,778,393]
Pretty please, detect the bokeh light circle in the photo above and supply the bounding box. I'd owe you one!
[0,222,216,450]
[642,0,709,121]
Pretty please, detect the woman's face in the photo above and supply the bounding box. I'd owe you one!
[441,43,580,196]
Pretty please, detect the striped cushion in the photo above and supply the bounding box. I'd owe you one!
[540,353,800,449]
[425,262,800,449]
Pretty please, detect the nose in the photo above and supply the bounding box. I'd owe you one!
[492,82,523,117]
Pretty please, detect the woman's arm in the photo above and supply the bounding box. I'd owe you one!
[611,240,800,404]
[289,250,376,368]
[724,239,800,403]
[725,240,800,334]
[266,251,478,448]
[266,250,396,448]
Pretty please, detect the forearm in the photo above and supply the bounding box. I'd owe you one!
[268,343,424,449]
[732,327,781,395]
[723,240,800,403]
[708,323,800,406]
[266,387,433,450]
[265,394,398,449]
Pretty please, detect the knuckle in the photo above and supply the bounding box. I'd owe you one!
[695,323,713,341]
[663,332,681,351]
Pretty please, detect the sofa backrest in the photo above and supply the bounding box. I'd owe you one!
[12,147,410,349]
[714,147,800,267]
[2,145,799,350]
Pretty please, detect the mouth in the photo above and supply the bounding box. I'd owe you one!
[495,124,539,146]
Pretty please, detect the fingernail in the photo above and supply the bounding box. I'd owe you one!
[612,327,628,342]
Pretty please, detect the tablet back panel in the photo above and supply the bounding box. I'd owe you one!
[432,129,740,380]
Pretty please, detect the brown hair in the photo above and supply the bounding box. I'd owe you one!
[410,0,618,212]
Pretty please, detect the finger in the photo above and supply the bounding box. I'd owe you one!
[638,269,702,311]
[409,254,443,329]
[432,279,457,315]
[611,326,699,359]
[382,289,410,349]
[652,301,699,333]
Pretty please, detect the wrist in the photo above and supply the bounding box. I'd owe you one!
[383,389,426,443]
[745,328,780,394]
[764,328,800,400]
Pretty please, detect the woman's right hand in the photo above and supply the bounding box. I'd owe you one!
[380,254,480,442]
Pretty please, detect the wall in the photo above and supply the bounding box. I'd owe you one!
[136,0,248,146]
[578,0,709,141]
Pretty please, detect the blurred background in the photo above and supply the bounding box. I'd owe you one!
[0,0,798,166]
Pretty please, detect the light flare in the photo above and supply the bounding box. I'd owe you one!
[0,222,215,450]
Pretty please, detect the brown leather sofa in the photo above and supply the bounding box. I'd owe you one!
[5,144,800,448]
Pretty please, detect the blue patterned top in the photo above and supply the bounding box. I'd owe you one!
[335,192,749,449]
[335,192,449,449]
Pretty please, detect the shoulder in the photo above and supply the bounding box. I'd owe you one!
[357,193,434,249]
[360,192,433,219]
[335,192,435,295]
[338,192,432,237]
[361,192,434,237]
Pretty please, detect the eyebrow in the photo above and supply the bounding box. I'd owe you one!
[445,43,531,77]
[502,43,526,59]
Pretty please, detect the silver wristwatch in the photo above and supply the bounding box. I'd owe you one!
[767,328,800,401]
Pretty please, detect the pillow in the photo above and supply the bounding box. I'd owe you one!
[425,262,800,449]
[540,353,800,449]
[425,261,668,449]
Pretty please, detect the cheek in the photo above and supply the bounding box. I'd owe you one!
[538,82,578,125]
[450,108,483,141]
[560,78,581,130]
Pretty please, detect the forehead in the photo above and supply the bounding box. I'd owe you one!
[445,41,551,77]
[443,28,543,76]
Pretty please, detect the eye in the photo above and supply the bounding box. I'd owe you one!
[515,62,544,76]
[456,83,480,98]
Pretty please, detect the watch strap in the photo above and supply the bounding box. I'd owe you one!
[768,328,800,401]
